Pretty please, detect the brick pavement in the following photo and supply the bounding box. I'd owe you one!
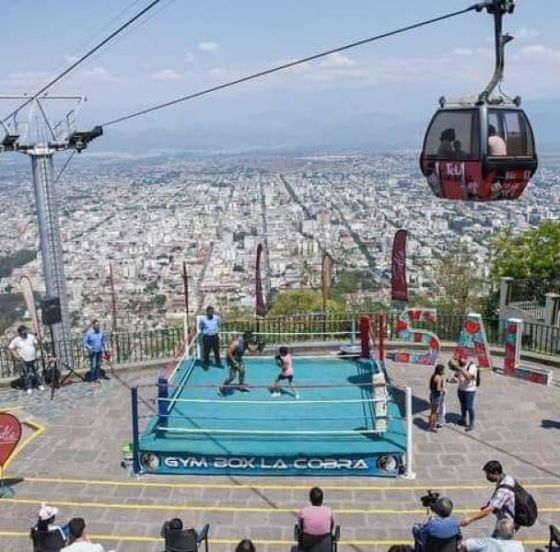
[0,354,559,552]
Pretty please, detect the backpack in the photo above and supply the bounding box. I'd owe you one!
[499,481,538,527]
[468,362,481,387]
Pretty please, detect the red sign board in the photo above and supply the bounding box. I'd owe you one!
[0,413,22,467]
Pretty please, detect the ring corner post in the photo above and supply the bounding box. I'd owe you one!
[157,376,169,430]
[402,385,416,480]
[131,386,141,475]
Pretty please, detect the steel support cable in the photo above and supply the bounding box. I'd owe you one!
[102,3,481,128]
[1,0,163,126]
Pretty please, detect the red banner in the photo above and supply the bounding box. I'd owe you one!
[0,413,22,468]
[391,229,408,302]
[321,254,334,312]
[255,244,267,316]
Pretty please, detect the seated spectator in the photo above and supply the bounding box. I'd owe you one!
[62,518,106,551]
[160,518,198,552]
[32,503,68,542]
[412,497,461,552]
[298,487,334,536]
[488,125,507,156]
[236,539,256,552]
[462,519,524,552]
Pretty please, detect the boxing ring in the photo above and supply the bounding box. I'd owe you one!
[131,334,413,478]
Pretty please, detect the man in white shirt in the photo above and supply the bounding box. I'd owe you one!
[8,325,44,395]
[488,125,507,156]
[62,518,109,552]
[462,519,523,552]
[199,306,223,370]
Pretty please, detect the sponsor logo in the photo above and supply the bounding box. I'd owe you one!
[162,456,372,471]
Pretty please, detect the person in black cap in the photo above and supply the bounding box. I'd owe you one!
[217,331,253,396]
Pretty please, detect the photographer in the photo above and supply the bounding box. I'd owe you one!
[413,494,461,552]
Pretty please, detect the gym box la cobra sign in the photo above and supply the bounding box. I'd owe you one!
[0,413,22,468]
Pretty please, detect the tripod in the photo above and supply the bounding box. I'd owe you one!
[45,325,84,400]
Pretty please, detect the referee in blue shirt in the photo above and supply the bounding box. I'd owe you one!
[199,306,223,370]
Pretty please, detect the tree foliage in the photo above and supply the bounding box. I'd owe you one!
[491,221,560,281]
[268,288,346,316]
[0,249,37,278]
[425,241,484,316]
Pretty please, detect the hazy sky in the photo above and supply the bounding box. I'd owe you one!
[1,0,559,148]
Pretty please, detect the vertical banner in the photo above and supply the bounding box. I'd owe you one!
[19,276,40,339]
[391,230,408,302]
[504,318,523,376]
[453,313,492,369]
[255,244,267,317]
[321,253,334,312]
[0,413,22,469]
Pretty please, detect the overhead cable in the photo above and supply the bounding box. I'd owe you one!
[1,0,163,126]
[102,3,481,127]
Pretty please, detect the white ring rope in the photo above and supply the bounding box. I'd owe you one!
[159,396,388,405]
[221,330,351,336]
[156,426,384,435]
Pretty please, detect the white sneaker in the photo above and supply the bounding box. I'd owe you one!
[294,394,300,400]
[271,391,280,398]
[26,388,32,395]
[38,385,45,391]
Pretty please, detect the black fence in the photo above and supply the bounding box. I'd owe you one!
[1,313,558,380]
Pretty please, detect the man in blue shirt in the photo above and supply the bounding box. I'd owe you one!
[199,306,223,370]
[83,319,109,382]
[413,497,461,552]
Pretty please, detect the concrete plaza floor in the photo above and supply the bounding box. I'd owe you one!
[0,354,559,552]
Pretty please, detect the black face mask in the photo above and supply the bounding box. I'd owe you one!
[207,313,213,319]
[19,332,28,339]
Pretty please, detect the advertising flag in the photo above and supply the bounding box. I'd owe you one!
[255,244,267,316]
[321,254,334,312]
[391,229,408,302]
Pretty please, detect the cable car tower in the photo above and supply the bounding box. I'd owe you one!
[0,94,102,368]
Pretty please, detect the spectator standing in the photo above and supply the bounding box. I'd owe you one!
[199,306,223,370]
[428,364,446,432]
[298,487,334,537]
[461,461,516,532]
[62,518,106,551]
[413,497,461,552]
[9,325,44,395]
[83,319,109,382]
[462,519,524,552]
[455,357,478,432]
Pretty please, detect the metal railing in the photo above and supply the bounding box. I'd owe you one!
[508,277,560,320]
[1,313,558,379]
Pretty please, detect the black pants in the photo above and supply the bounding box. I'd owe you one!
[202,334,221,366]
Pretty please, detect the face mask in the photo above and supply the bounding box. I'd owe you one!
[20,332,28,339]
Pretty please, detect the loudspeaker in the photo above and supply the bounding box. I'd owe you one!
[41,296,62,325]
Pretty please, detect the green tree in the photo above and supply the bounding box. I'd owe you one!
[268,289,346,316]
[491,221,560,281]
[426,241,484,316]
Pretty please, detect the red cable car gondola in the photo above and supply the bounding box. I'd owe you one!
[420,0,538,201]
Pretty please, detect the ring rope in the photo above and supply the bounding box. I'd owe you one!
[159,397,387,405]
[156,426,383,435]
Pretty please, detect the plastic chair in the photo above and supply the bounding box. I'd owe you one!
[30,527,66,552]
[549,525,560,552]
[294,522,340,552]
[162,523,210,552]
[425,534,461,552]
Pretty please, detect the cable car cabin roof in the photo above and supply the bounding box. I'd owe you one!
[420,104,538,202]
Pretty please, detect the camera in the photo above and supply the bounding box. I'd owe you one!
[420,490,441,510]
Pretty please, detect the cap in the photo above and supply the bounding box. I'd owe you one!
[38,503,58,521]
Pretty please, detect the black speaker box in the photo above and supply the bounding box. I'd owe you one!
[41,296,62,325]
